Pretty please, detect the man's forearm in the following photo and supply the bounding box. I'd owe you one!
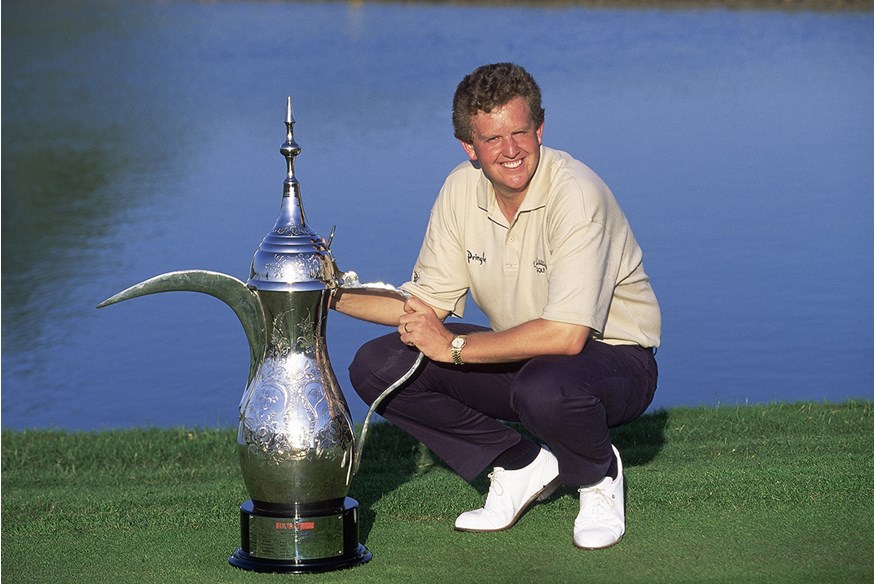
[457,319,591,364]
[330,288,407,326]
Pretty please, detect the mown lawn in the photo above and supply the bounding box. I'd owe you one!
[2,401,872,583]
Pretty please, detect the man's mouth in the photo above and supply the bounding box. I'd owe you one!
[501,159,523,169]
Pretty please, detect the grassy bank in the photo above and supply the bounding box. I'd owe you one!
[2,401,873,583]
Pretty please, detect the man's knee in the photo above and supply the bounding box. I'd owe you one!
[349,338,386,403]
[348,333,416,404]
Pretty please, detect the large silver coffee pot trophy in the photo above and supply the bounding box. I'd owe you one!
[98,98,422,574]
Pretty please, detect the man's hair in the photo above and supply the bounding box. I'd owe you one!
[452,62,545,144]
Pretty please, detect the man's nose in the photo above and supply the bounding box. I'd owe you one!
[503,136,520,157]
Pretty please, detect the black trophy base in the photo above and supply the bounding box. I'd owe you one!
[229,497,371,574]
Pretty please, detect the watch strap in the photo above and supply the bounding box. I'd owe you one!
[451,335,466,365]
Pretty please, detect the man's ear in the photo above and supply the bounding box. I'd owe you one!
[460,140,477,161]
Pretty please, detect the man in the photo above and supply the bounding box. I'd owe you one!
[332,62,660,549]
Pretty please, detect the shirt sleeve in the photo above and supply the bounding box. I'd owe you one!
[540,178,624,335]
[400,178,470,317]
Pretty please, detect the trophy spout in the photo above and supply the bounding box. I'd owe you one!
[97,270,267,386]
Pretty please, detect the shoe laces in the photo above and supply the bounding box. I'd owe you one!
[487,468,507,497]
[578,483,617,517]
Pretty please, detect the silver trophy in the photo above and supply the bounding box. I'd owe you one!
[98,98,420,573]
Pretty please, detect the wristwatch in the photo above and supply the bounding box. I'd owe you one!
[450,335,467,365]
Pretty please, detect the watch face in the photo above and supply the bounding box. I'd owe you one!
[452,336,465,349]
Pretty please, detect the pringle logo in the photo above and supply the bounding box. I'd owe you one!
[467,250,487,265]
[533,259,547,274]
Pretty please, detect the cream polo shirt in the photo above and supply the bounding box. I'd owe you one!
[401,146,661,348]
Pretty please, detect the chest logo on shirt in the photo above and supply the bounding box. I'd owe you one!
[467,250,487,266]
[533,259,547,274]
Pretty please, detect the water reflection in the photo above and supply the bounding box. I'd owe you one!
[2,0,872,430]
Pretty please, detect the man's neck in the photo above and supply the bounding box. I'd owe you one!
[494,189,526,223]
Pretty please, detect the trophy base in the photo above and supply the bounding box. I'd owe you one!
[229,498,371,574]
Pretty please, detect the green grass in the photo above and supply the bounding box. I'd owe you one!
[2,401,872,583]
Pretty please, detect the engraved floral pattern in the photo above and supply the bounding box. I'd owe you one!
[264,253,327,283]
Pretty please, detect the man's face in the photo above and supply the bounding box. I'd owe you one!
[460,95,544,203]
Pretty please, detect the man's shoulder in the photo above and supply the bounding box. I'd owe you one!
[445,159,481,183]
[539,147,610,202]
[539,147,621,223]
[441,159,489,206]
[543,146,603,185]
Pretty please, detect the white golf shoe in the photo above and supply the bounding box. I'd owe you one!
[454,447,561,532]
[573,445,625,549]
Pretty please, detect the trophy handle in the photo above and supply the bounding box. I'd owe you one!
[97,270,267,387]
[338,282,428,478]
[351,350,424,478]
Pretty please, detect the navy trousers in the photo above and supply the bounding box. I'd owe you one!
[349,323,658,486]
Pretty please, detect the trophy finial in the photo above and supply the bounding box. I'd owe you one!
[246,97,332,292]
[280,96,301,183]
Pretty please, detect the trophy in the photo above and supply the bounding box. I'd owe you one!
[98,98,420,573]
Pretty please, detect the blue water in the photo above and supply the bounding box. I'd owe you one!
[2,1,872,430]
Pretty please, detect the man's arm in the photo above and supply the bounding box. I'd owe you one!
[457,318,590,363]
[330,287,451,327]
[398,297,590,363]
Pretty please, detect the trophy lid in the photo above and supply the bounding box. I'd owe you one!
[246,98,336,292]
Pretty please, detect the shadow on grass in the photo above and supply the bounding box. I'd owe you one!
[350,408,668,539]
[610,407,669,467]
[471,408,669,497]
[349,421,431,541]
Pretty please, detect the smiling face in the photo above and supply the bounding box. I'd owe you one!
[460,95,544,210]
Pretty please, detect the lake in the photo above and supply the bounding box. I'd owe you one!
[2,0,872,431]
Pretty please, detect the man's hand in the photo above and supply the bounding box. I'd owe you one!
[397,297,454,362]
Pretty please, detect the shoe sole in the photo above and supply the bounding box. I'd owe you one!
[573,533,624,550]
[455,475,563,533]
